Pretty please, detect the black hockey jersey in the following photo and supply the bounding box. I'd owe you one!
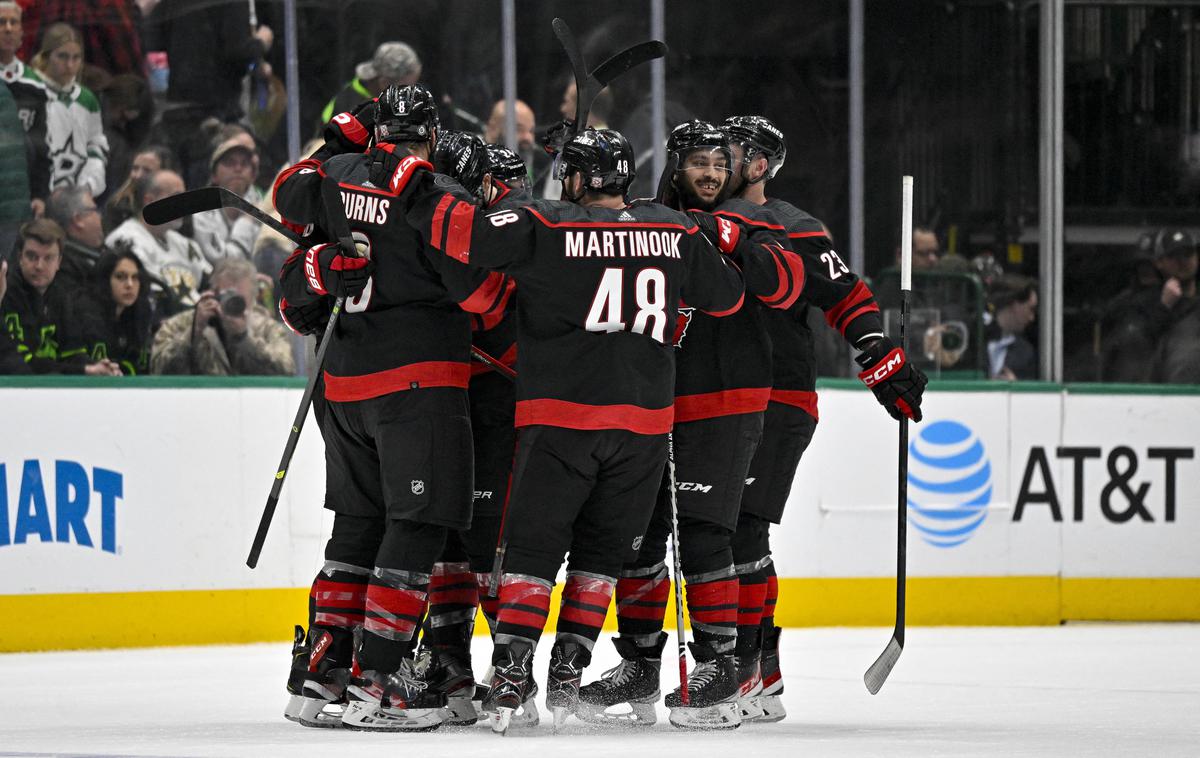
[761,198,884,418]
[671,198,806,423]
[275,149,510,402]
[406,187,745,435]
[468,187,533,381]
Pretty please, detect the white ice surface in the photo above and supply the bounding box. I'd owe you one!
[2,624,1198,757]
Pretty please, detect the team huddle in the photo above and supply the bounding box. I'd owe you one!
[270,83,927,734]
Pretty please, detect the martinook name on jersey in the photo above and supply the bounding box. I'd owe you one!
[563,230,683,259]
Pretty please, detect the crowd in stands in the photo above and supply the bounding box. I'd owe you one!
[1,1,1196,384]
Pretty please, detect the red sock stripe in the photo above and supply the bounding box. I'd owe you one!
[496,578,552,637]
[311,577,367,629]
[363,584,426,640]
[685,577,740,627]
[763,574,779,623]
[616,576,669,612]
[559,576,615,629]
[738,579,768,628]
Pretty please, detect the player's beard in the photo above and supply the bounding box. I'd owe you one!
[674,176,721,212]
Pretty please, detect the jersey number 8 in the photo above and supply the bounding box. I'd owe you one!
[585,267,668,343]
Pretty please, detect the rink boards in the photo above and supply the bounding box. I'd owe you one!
[1,376,1197,651]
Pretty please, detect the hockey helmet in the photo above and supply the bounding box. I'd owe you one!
[721,115,787,180]
[375,84,439,144]
[666,120,733,176]
[433,130,486,195]
[555,128,636,195]
[483,143,528,186]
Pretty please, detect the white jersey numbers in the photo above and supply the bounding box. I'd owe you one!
[821,248,851,280]
[585,267,668,343]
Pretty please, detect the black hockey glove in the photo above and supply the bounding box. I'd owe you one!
[278,296,332,337]
[323,98,377,154]
[302,242,374,298]
[687,210,743,254]
[535,118,575,155]
[855,336,927,422]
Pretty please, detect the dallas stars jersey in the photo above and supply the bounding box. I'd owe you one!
[406,187,746,435]
[275,151,510,402]
[761,197,884,416]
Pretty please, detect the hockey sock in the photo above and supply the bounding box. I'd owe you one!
[311,560,371,633]
[761,560,779,631]
[493,573,554,659]
[684,566,740,654]
[423,561,478,647]
[556,571,616,652]
[615,561,670,645]
[735,559,769,649]
[360,567,431,674]
[474,572,500,637]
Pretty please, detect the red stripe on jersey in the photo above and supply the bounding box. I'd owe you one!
[674,388,771,423]
[471,280,513,331]
[470,343,516,377]
[323,361,471,402]
[430,194,454,249]
[714,209,786,231]
[760,245,806,310]
[459,271,508,314]
[824,280,872,330]
[526,206,698,233]
[699,290,744,318]
[444,201,476,262]
[338,180,396,197]
[515,399,673,435]
[769,390,819,420]
[838,302,882,336]
[787,230,828,239]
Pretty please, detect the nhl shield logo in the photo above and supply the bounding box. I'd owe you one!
[411,480,425,495]
[632,535,643,551]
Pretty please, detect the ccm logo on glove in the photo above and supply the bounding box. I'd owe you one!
[859,348,905,387]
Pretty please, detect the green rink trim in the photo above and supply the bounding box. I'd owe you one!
[2,576,1196,652]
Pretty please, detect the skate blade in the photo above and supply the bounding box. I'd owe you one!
[341,700,445,732]
[668,701,741,730]
[489,706,514,734]
[737,695,765,722]
[574,700,658,727]
[294,696,345,728]
[442,693,481,727]
[750,694,786,723]
[283,694,304,723]
[551,705,572,731]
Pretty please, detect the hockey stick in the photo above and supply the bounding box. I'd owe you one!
[551,18,667,134]
[667,433,690,705]
[864,175,913,693]
[144,186,307,247]
[246,178,354,568]
[470,345,516,381]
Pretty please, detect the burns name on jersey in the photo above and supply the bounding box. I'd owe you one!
[341,189,391,225]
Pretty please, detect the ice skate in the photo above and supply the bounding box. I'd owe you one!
[473,664,540,728]
[576,632,665,726]
[424,644,478,726]
[546,638,591,729]
[665,641,741,730]
[282,626,351,728]
[341,651,447,732]
[734,628,765,722]
[481,640,538,734]
[750,625,786,723]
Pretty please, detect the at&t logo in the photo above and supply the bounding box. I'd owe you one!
[908,420,992,548]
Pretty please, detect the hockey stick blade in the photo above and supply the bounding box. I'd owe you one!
[145,186,308,247]
[552,18,589,133]
[590,40,667,88]
[864,635,903,694]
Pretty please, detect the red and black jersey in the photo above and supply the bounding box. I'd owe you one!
[671,198,805,423]
[761,198,884,416]
[406,187,746,435]
[275,151,510,403]
[468,188,534,381]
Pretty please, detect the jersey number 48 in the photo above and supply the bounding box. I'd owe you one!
[585,267,668,343]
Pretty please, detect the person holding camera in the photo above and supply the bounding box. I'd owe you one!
[150,258,294,375]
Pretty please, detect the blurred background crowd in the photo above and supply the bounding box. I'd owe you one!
[1,0,1197,383]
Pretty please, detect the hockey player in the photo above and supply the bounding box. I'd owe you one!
[577,120,806,730]
[403,127,747,732]
[720,115,927,722]
[273,84,511,732]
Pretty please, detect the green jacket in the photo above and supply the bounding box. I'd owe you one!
[0,82,30,224]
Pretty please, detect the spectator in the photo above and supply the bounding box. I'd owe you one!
[77,245,155,375]
[0,259,30,373]
[32,22,109,197]
[102,144,175,233]
[483,98,536,154]
[1,1,51,217]
[1,218,120,374]
[1148,228,1200,384]
[150,258,294,376]
[106,169,209,308]
[45,185,104,291]
[17,0,144,77]
[191,137,263,265]
[100,73,154,193]
[319,41,421,124]
[986,274,1039,381]
[1099,232,1163,383]
[0,73,28,257]
[908,225,942,271]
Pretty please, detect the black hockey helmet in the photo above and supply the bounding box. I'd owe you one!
[721,115,787,180]
[555,128,636,196]
[483,143,528,185]
[433,130,486,195]
[666,119,731,160]
[375,84,439,144]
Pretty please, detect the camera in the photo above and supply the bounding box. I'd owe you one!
[217,288,246,317]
